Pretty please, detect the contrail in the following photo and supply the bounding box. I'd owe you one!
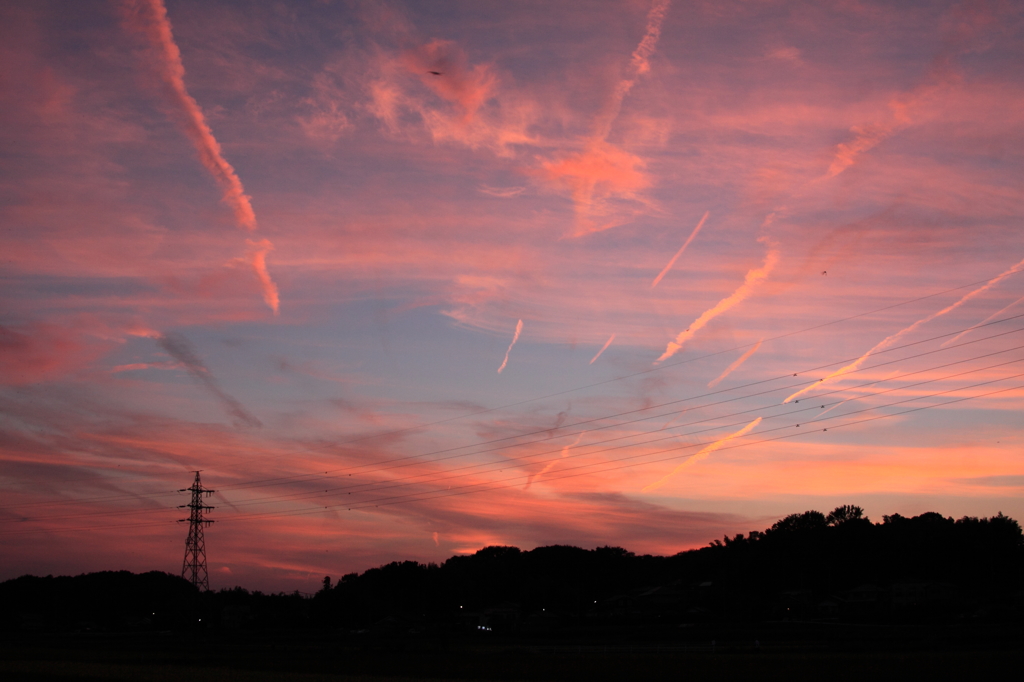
[642,417,761,492]
[655,243,779,364]
[550,0,670,234]
[121,0,256,230]
[122,0,281,314]
[807,369,900,424]
[589,334,616,364]
[651,211,708,288]
[156,332,261,428]
[784,255,1024,403]
[248,239,280,315]
[708,338,763,388]
[497,319,523,374]
[941,294,1024,348]
[524,432,583,490]
[594,0,671,140]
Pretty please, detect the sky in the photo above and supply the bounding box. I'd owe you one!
[1,0,1023,592]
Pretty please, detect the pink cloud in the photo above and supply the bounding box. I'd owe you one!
[401,39,497,122]
[0,323,108,386]
[539,142,650,236]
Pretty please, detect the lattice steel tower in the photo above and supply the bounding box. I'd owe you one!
[179,471,215,591]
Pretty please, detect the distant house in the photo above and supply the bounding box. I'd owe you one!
[892,582,953,609]
[840,584,886,616]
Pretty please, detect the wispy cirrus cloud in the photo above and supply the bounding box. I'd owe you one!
[541,0,671,235]
[154,332,261,428]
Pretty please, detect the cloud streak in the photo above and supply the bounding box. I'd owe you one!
[542,0,670,235]
[496,319,523,374]
[121,0,280,315]
[941,294,1024,348]
[642,417,761,493]
[589,334,616,365]
[594,0,672,141]
[656,241,779,364]
[524,432,583,490]
[651,211,709,288]
[120,0,257,230]
[155,332,261,428]
[784,255,1024,403]
[708,338,763,388]
[248,239,280,315]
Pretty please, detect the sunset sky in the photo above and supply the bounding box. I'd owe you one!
[2,0,1023,592]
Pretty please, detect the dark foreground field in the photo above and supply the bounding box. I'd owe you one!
[3,624,1023,682]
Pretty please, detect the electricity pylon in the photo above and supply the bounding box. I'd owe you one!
[179,471,215,591]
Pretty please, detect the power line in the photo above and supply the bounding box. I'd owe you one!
[6,354,1022,532]
[5,319,1023,522]
[255,376,1024,517]
[4,278,1016,512]
[322,276,1005,447]
[7,373,1014,538]
[210,364,1024,516]
[13,345,1024,524]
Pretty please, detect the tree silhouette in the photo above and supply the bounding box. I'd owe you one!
[827,504,865,525]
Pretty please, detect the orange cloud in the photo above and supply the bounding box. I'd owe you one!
[656,242,779,363]
[651,211,709,288]
[540,141,649,236]
[642,417,762,492]
[708,338,763,388]
[247,239,280,315]
[120,0,257,230]
[552,0,670,235]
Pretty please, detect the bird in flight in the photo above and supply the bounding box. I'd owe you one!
[821,270,827,275]
[428,71,443,76]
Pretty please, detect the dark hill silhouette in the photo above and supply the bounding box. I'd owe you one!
[311,507,1022,631]
[0,570,197,631]
[3,507,1021,635]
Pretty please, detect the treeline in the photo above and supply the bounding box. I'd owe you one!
[3,507,1021,633]
[312,506,1023,630]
